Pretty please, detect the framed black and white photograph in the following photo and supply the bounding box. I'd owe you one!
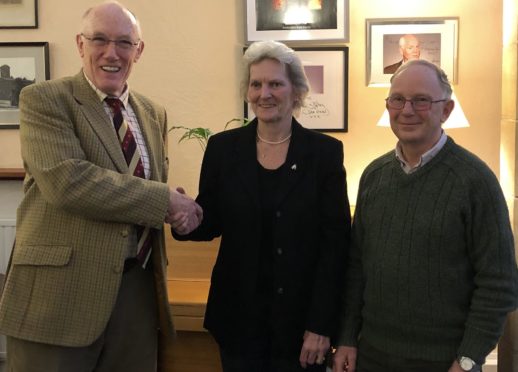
[0,0,38,29]
[246,0,349,43]
[245,46,348,132]
[0,42,49,129]
[366,18,458,86]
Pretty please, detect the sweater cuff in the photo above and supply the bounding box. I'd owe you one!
[457,326,499,364]
[335,316,361,347]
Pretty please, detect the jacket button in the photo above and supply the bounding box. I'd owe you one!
[277,248,283,255]
[276,211,281,218]
[121,229,128,237]
[277,287,284,295]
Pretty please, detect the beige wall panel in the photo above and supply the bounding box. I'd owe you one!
[0,0,504,204]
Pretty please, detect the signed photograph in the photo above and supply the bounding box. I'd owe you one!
[366,18,458,86]
[382,33,441,74]
[246,47,348,132]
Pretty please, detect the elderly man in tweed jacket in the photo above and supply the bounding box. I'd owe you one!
[0,2,201,372]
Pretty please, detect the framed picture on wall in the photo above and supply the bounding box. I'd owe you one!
[245,46,348,132]
[0,42,49,129]
[0,0,38,29]
[246,0,349,43]
[366,18,458,86]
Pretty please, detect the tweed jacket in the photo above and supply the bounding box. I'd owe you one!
[175,119,351,355]
[0,71,174,348]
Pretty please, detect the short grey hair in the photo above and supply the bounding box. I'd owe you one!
[398,34,419,48]
[391,59,452,99]
[81,1,142,39]
[241,40,310,111]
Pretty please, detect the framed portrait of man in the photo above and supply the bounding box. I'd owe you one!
[366,18,458,87]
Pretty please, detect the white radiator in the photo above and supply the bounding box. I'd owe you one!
[0,219,15,274]
[0,219,15,361]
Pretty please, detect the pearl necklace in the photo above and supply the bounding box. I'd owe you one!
[256,131,292,145]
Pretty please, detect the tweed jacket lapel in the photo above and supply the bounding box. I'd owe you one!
[71,72,128,173]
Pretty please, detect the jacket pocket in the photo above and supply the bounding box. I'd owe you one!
[12,245,72,267]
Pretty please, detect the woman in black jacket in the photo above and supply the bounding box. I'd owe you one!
[173,40,351,372]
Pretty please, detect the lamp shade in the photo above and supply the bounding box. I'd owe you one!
[377,92,469,129]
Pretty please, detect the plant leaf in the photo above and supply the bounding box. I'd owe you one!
[225,118,251,130]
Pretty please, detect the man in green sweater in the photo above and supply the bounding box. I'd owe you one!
[333,60,518,372]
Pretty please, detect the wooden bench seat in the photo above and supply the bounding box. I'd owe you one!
[168,279,209,331]
[166,236,219,332]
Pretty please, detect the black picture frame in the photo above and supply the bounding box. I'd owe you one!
[0,0,38,29]
[246,0,349,43]
[0,42,49,129]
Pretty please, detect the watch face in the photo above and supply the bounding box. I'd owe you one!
[459,357,475,370]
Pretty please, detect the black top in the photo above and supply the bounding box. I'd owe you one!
[257,161,285,296]
[242,161,286,356]
[173,118,351,358]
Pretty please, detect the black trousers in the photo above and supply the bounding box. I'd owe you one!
[219,347,327,372]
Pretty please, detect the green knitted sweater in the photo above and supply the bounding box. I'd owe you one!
[337,137,518,363]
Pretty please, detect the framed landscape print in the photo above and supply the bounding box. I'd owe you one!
[0,42,49,129]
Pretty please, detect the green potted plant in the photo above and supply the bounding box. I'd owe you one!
[169,118,250,151]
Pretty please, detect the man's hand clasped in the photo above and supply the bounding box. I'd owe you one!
[166,186,203,235]
[333,345,357,372]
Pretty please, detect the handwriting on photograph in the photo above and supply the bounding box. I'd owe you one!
[302,97,330,119]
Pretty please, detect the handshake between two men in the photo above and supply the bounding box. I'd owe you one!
[165,186,203,235]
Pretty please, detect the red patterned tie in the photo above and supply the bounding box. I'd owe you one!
[106,98,152,268]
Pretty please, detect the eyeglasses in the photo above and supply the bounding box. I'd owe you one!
[386,95,448,111]
[80,33,140,51]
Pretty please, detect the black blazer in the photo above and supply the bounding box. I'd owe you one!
[174,118,351,355]
[384,60,403,74]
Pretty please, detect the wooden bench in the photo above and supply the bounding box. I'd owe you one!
[168,279,209,331]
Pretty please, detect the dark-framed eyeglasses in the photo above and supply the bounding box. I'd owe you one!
[385,95,448,111]
[80,33,140,51]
